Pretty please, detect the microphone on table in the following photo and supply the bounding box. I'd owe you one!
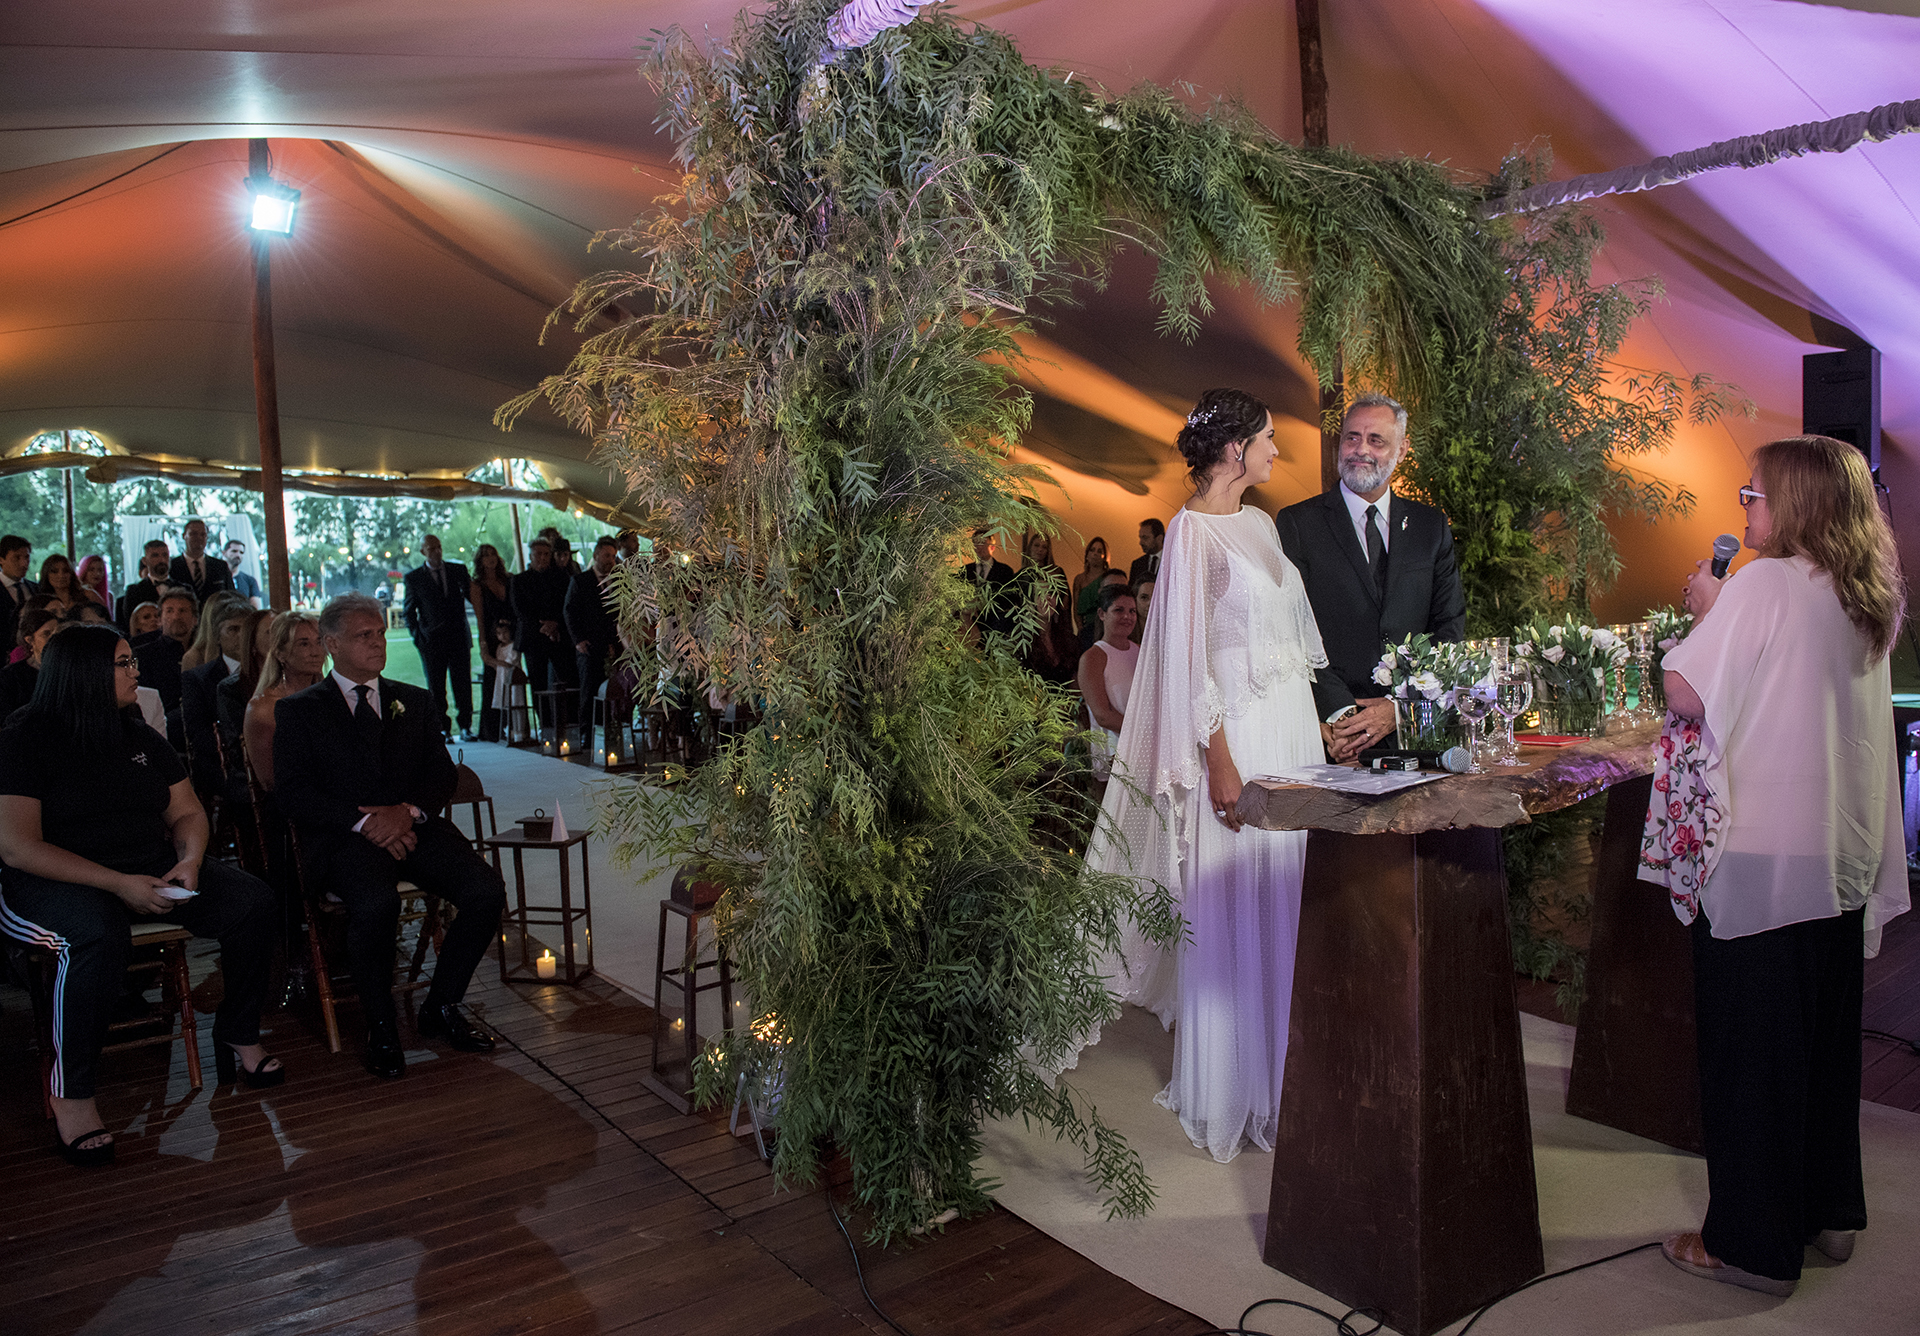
[1358,745,1474,774]
[1710,533,1741,579]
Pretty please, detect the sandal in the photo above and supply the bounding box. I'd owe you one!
[57,1126,116,1168]
[216,1044,287,1089]
[1662,1232,1796,1297]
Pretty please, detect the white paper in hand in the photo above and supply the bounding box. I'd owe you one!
[550,802,568,842]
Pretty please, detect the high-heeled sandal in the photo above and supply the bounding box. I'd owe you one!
[57,1126,115,1168]
[216,1043,287,1089]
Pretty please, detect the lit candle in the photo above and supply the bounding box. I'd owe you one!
[560,739,570,757]
[536,950,557,980]
[607,750,615,765]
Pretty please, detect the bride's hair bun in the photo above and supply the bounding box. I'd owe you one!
[1177,389,1271,486]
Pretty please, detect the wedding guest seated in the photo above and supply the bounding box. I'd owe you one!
[38,553,102,616]
[0,625,283,1167]
[75,554,115,621]
[71,602,113,626]
[274,594,506,1078]
[244,613,325,790]
[181,596,255,807]
[216,609,276,756]
[127,600,161,643]
[116,542,173,634]
[183,590,250,672]
[0,608,63,717]
[135,590,198,714]
[1077,583,1139,782]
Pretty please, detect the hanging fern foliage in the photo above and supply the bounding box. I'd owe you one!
[501,0,1714,1239]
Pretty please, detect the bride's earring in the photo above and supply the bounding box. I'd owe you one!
[1235,450,1245,461]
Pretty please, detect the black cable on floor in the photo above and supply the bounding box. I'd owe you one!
[824,1188,917,1336]
[1863,1026,1920,1056]
[1195,1241,1662,1335]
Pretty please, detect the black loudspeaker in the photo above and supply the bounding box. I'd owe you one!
[1803,346,1881,473]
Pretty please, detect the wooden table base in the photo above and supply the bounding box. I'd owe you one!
[1566,774,1704,1153]
[1264,827,1543,1336]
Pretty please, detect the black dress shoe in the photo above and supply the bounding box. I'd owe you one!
[417,1002,498,1053]
[364,1020,406,1079]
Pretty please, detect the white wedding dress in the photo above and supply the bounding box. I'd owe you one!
[1071,505,1326,1162]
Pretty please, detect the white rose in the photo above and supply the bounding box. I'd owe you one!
[1591,628,1618,651]
[1514,641,1534,658]
[1411,671,1443,699]
[1373,664,1395,686]
[1549,625,1566,641]
[1657,636,1679,652]
[1541,644,1566,663]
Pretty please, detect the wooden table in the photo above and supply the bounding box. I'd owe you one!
[1239,722,1669,1336]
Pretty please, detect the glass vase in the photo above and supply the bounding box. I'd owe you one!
[1534,678,1605,738]
[1395,696,1460,753]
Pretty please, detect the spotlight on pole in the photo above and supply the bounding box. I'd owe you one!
[247,175,300,235]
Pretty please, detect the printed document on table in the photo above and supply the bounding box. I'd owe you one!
[1254,764,1447,796]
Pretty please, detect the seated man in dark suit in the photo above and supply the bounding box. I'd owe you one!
[0,534,39,655]
[169,519,235,606]
[118,542,175,633]
[1275,392,1467,762]
[134,589,199,716]
[274,593,507,1079]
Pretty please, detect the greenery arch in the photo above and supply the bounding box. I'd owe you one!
[502,0,1725,1238]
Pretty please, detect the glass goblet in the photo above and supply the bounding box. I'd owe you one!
[1455,685,1495,774]
[1492,664,1534,766]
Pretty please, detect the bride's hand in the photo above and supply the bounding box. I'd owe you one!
[1208,757,1245,832]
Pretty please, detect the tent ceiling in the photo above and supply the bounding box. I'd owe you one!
[3,0,1918,608]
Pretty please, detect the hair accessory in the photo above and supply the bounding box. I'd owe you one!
[1186,406,1217,427]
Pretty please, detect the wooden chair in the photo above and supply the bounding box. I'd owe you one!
[244,757,447,1054]
[9,922,203,1119]
[443,763,501,863]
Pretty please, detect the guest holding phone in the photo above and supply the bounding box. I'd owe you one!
[0,625,282,1167]
[1653,436,1909,1295]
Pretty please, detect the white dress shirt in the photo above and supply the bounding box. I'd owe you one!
[332,669,380,716]
[1338,482,1392,555]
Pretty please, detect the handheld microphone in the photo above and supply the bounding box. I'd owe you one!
[1710,533,1741,579]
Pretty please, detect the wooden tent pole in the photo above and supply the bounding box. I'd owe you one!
[1297,0,1345,493]
[504,459,526,572]
[249,138,294,609]
[61,430,77,558]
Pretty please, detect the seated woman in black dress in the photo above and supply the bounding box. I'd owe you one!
[0,607,61,716]
[0,625,283,1167]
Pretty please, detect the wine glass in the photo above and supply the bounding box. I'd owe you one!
[1455,682,1495,774]
[1631,621,1659,721]
[1492,663,1533,766]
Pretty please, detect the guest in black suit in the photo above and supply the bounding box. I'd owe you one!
[274,593,506,1079]
[511,538,574,732]
[1274,392,1466,762]
[402,534,474,740]
[118,542,175,633]
[1127,518,1165,588]
[134,590,200,716]
[0,534,39,655]
[169,519,234,605]
[956,528,1017,644]
[565,537,621,754]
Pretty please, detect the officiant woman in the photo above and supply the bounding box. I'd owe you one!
[1656,434,1909,1296]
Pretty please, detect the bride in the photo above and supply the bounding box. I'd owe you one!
[1079,387,1328,1163]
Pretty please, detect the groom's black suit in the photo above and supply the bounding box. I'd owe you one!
[274,675,504,1026]
[1275,489,1467,719]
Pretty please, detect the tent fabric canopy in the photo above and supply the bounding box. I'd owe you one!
[3,0,1918,616]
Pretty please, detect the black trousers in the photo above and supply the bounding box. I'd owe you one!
[418,637,473,731]
[1693,906,1867,1283]
[0,857,276,1099]
[520,637,574,728]
[576,643,611,751]
[309,818,505,1027]
[479,665,505,742]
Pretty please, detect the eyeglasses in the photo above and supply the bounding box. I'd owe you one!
[113,657,139,672]
[1737,486,1766,508]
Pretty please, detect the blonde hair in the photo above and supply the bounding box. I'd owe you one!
[255,611,321,697]
[1752,435,1905,659]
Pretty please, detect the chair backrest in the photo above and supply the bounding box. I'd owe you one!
[450,763,486,804]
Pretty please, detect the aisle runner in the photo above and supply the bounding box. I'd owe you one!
[978,1007,1920,1335]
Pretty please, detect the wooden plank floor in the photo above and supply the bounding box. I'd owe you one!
[0,938,1212,1336]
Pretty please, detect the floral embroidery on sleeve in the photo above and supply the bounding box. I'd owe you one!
[1638,712,1724,923]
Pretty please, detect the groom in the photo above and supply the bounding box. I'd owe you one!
[274,593,507,1078]
[1275,393,1466,762]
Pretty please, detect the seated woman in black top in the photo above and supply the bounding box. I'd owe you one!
[0,625,283,1167]
[0,607,61,716]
